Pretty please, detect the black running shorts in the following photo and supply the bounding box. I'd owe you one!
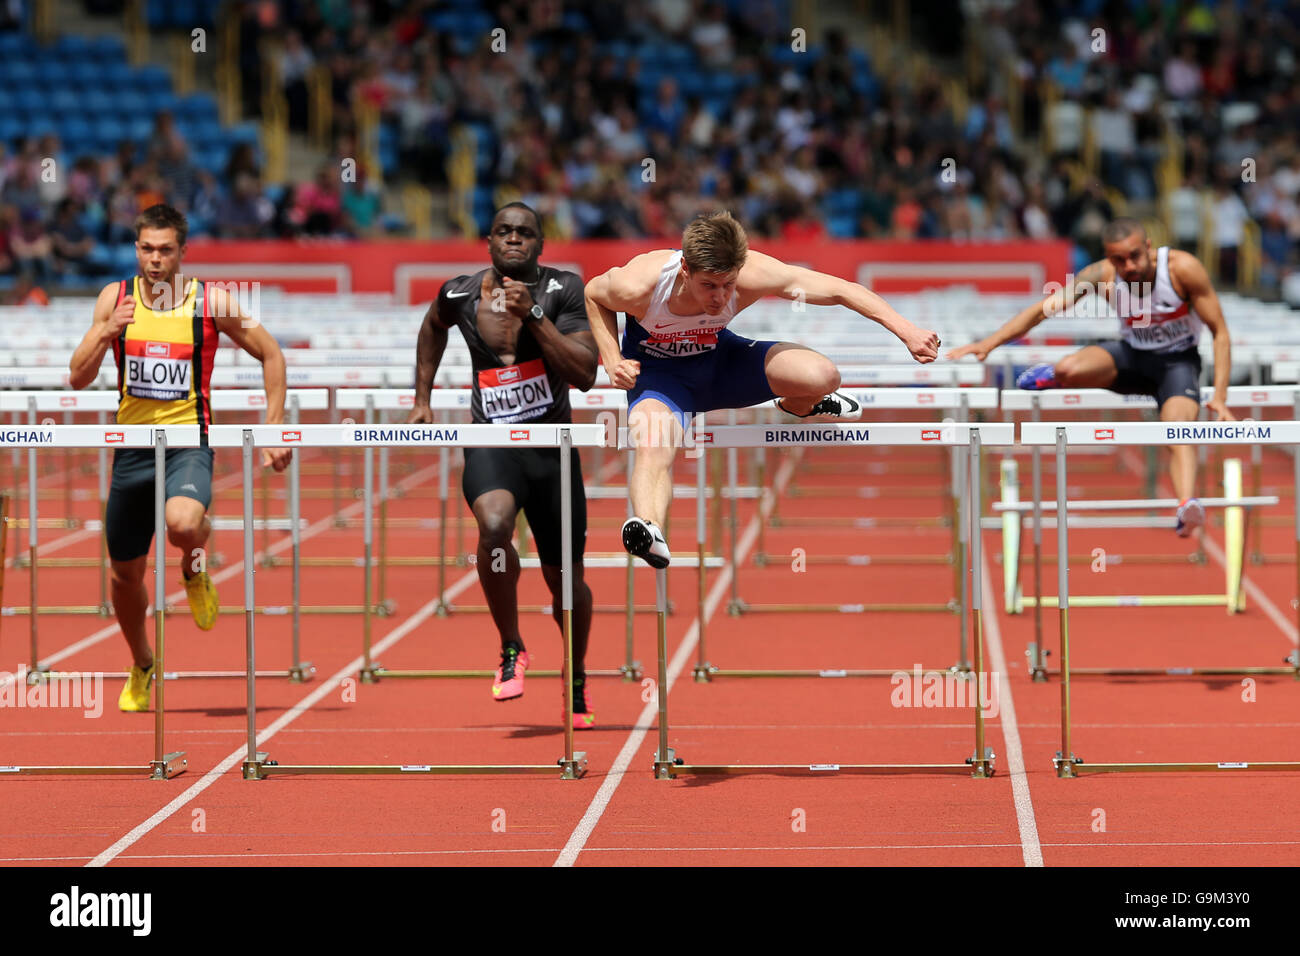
[1099,341,1202,407]
[461,446,587,566]
[105,447,214,562]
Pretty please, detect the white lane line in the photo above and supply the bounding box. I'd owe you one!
[979,550,1044,867]
[1201,533,1299,648]
[86,570,480,868]
[554,453,800,868]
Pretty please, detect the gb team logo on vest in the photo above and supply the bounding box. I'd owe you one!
[125,340,193,402]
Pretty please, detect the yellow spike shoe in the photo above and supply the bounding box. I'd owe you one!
[118,663,156,712]
[184,570,219,630]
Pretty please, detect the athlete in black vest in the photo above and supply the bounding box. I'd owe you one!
[408,203,601,727]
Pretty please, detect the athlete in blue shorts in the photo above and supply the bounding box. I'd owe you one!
[584,211,940,567]
[947,218,1234,536]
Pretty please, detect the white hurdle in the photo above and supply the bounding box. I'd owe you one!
[644,421,1012,779]
[0,424,189,779]
[206,422,607,780]
[1019,419,1300,775]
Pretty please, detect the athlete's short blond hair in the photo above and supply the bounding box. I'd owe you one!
[681,211,748,275]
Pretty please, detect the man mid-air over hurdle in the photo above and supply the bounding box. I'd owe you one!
[583,210,941,568]
[68,203,292,712]
[947,217,1233,537]
[407,203,602,728]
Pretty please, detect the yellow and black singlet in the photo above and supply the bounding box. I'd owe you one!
[109,276,219,442]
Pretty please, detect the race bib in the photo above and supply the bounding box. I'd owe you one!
[640,330,719,358]
[478,358,553,423]
[124,340,192,400]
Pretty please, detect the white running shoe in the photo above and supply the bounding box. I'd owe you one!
[776,391,863,421]
[622,517,672,569]
[1175,498,1205,538]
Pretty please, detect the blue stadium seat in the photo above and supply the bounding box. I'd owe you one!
[177,92,219,122]
[90,35,127,64]
[92,116,127,146]
[0,116,25,144]
[49,89,81,118]
[142,90,180,117]
[0,33,26,57]
[827,214,859,238]
[5,61,37,85]
[100,62,136,91]
[33,60,66,86]
[132,65,172,93]
[64,61,103,89]
[61,116,94,145]
[226,121,259,145]
[54,34,94,59]
[125,115,153,142]
[83,90,117,117]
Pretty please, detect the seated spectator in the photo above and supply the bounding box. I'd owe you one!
[219,173,275,238]
[49,199,94,277]
[10,207,55,282]
[290,166,344,235]
[9,272,50,307]
[340,168,381,236]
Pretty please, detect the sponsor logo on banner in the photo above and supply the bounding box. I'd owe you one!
[400,395,414,406]
[510,429,529,441]
[1064,394,1081,405]
[345,370,360,380]
[917,394,935,405]
[1095,428,1115,440]
[248,394,265,406]
[696,431,714,445]
[281,430,301,442]
[1252,391,1268,402]
[59,396,76,407]
[104,432,125,443]
[921,429,941,441]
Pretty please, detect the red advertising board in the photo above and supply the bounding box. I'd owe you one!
[182,239,1070,305]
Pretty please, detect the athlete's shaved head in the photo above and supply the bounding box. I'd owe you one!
[681,211,748,275]
[1101,217,1146,246]
[493,201,543,236]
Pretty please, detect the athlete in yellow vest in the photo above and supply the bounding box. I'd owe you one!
[68,204,291,711]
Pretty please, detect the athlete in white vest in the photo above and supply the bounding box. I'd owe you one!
[947,218,1233,537]
[585,211,940,567]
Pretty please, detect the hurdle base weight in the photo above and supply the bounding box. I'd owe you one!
[288,662,316,683]
[693,662,717,683]
[149,752,188,780]
[1054,752,1081,779]
[1026,643,1051,682]
[558,752,588,780]
[359,663,382,684]
[654,747,683,780]
[242,751,276,780]
[24,664,50,685]
[966,747,996,779]
[619,661,644,681]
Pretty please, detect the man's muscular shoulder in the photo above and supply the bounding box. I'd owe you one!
[605,250,674,308]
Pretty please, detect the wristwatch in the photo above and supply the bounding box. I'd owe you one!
[527,303,545,323]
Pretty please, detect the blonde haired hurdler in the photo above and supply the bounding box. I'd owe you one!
[585,211,940,568]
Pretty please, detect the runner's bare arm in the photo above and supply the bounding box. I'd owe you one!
[585,254,664,389]
[500,277,598,390]
[738,250,940,363]
[69,283,130,389]
[1173,252,1233,420]
[409,293,450,422]
[212,288,292,471]
[947,260,1111,361]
